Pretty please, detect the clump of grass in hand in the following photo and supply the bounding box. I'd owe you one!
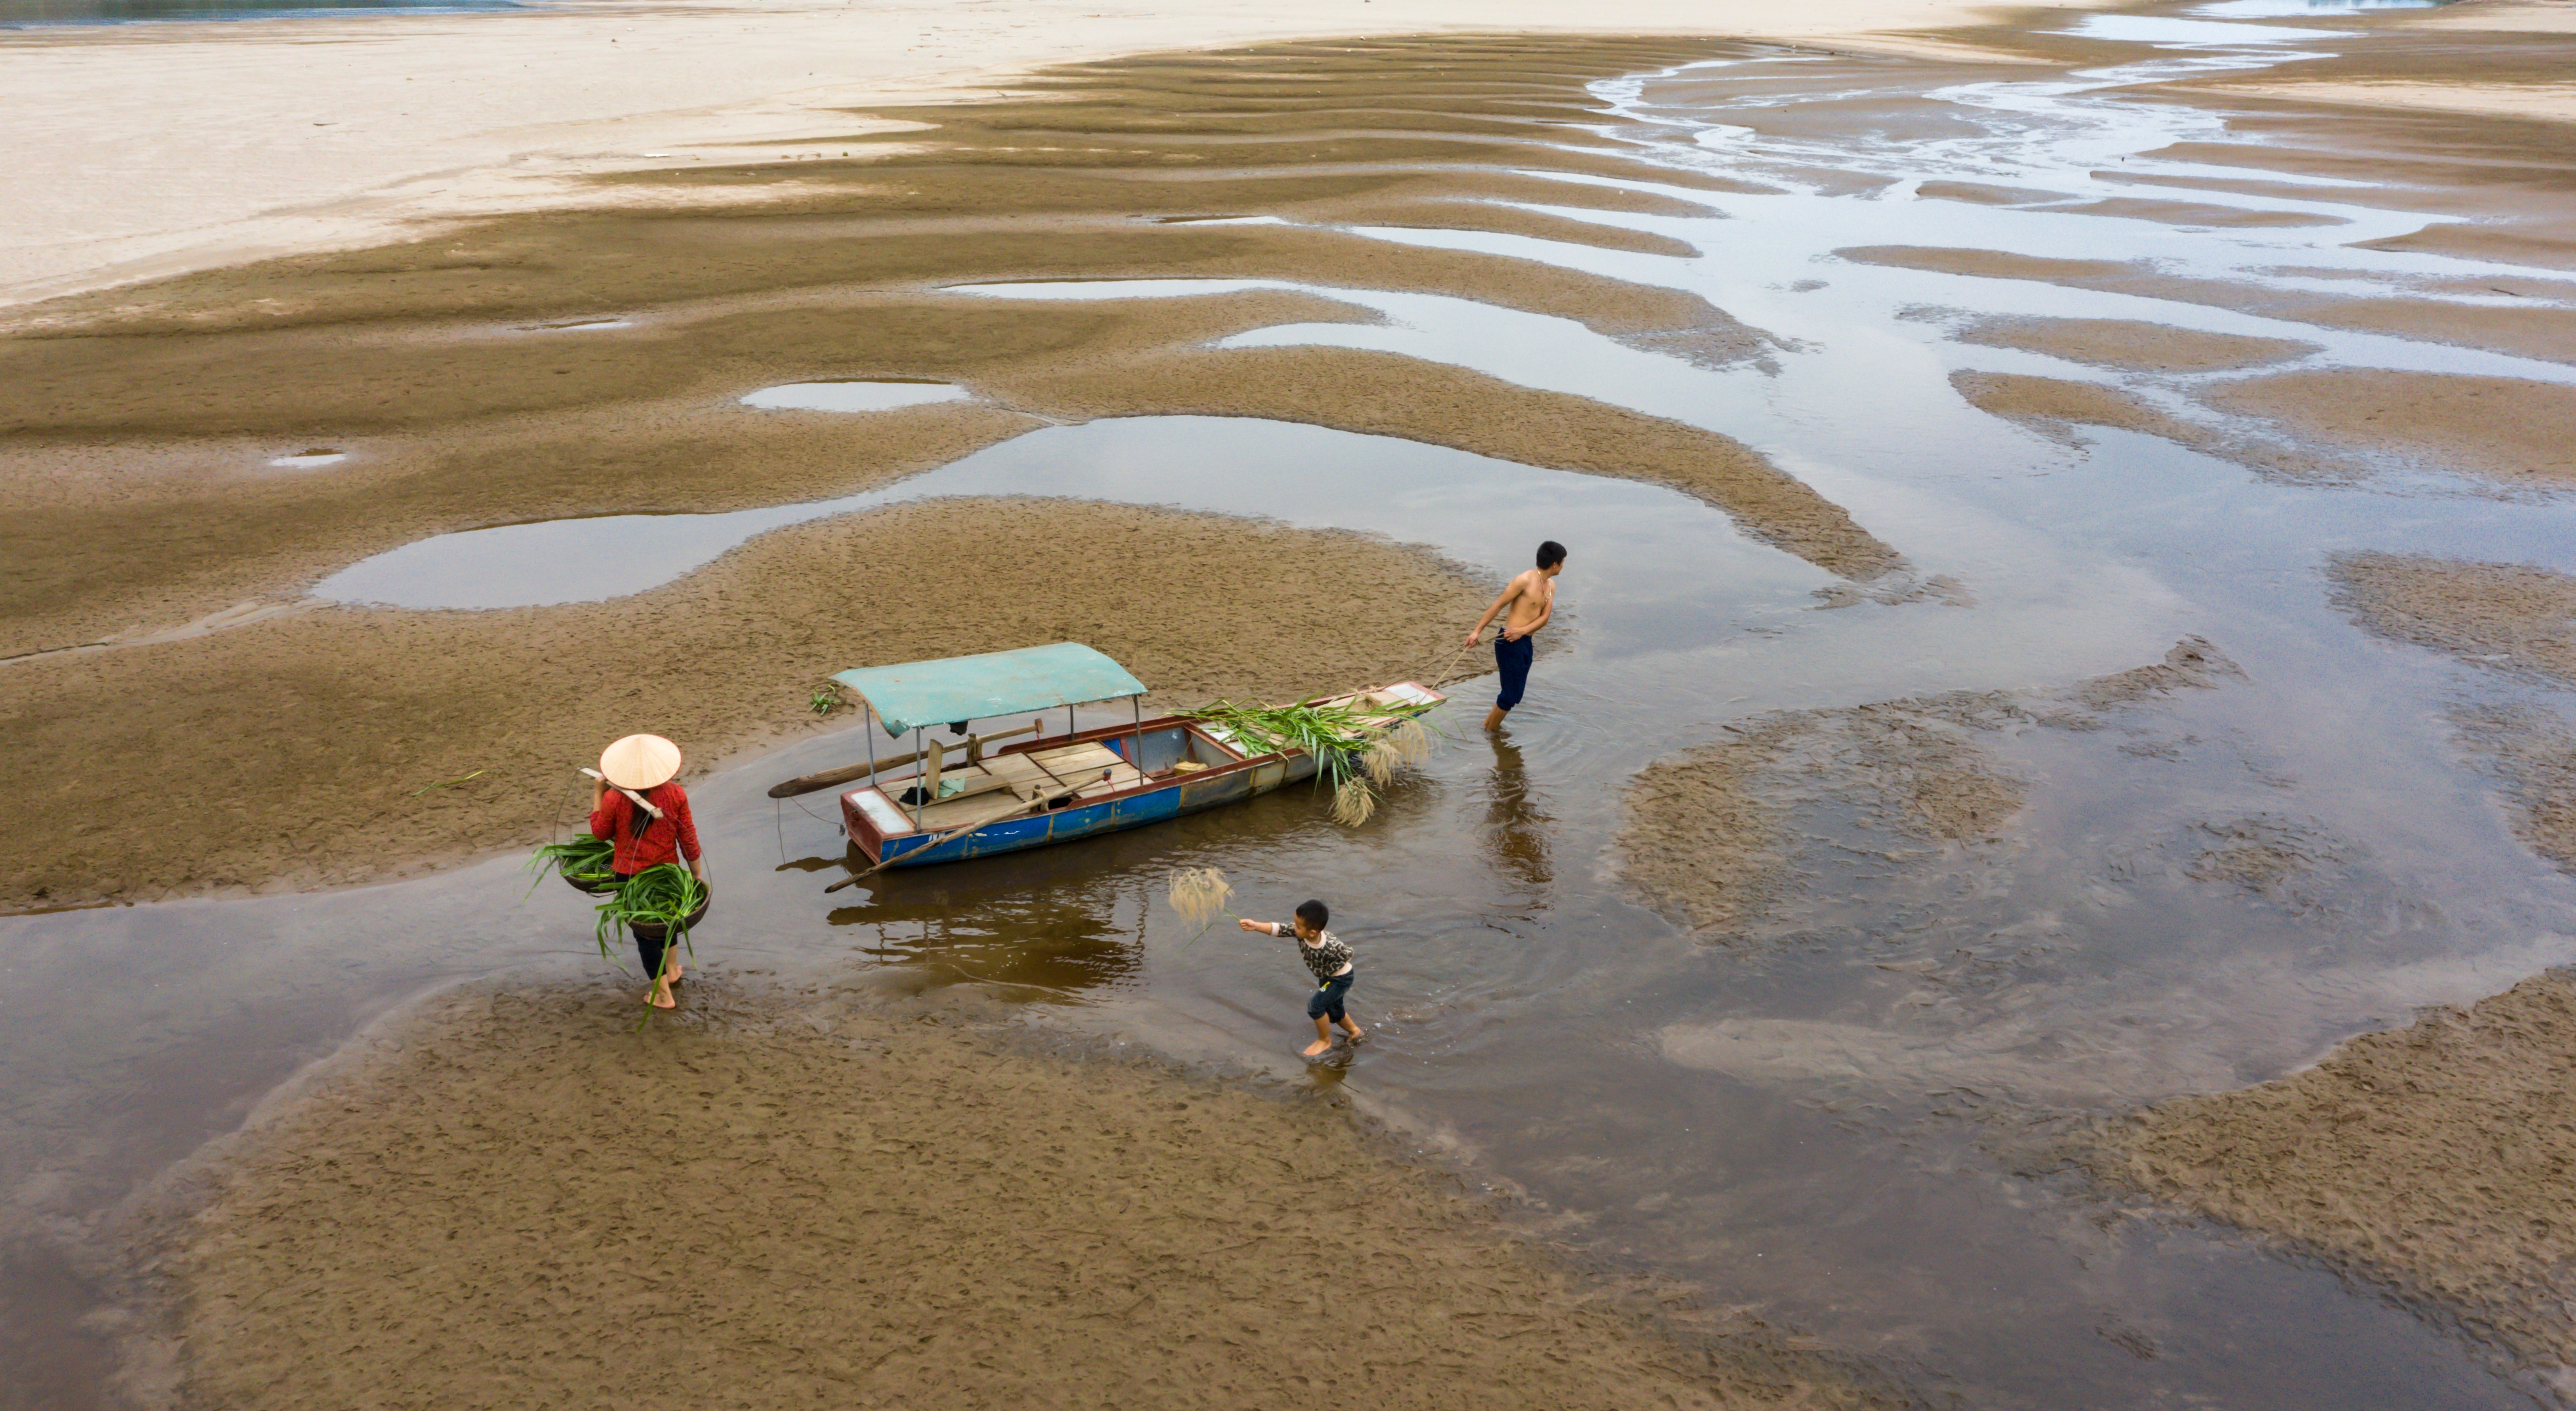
[809,684,841,716]
[1168,866,1245,948]
[1180,699,1441,827]
[591,863,707,968]
[526,832,616,894]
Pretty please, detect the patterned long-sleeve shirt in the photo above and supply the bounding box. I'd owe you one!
[1270,922,1353,981]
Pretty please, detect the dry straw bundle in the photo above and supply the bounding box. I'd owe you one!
[1168,866,1241,948]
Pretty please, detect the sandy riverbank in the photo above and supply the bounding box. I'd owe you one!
[126,982,1893,1411]
[5,497,1491,910]
[0,0,2143,310]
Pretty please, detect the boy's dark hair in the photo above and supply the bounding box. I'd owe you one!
[1295,899,1330,931]
[1536,540,1567,569]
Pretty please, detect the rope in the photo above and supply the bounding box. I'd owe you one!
[1423,636,1477,687]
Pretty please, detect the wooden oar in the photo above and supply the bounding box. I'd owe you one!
[823,776,1093,893]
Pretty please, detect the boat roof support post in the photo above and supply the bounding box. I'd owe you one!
[910,725,924,829]
[1131,696,1143,781]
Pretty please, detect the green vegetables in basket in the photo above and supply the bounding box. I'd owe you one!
[526,832,617,891]
[591,863,708,966]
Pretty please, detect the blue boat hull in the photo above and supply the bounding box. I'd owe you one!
[877,751,1318,867]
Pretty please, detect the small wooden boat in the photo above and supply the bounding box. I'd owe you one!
[768,642,1443,878]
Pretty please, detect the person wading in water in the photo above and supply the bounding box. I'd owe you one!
[1240,900,1362,1059]
[1465,540,1565,732]
[589,733,706,1010]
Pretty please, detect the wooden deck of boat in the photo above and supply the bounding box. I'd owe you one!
[905,739,1146,831]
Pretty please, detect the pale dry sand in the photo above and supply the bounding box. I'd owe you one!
[3,498,1491,911]
[2407,0,2576,36]
[136,985,1890,1411]
[0,0,2119,309]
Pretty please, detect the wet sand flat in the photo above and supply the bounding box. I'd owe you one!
[0,0,2118,310]
[0,38,1905,662]
[150,985,1887,1411]
[1616,640,2233,942]
[2090,971,2576,1380]
[14,13,2576,1411]
[2207,371,2576,486]
[1954,316,2317,374]
[4,498,1487,910]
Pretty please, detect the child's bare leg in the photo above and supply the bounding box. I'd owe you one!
[1304,1015,1334,1058]
[1340,1015,1364,1044]
[1483,705,1508,731]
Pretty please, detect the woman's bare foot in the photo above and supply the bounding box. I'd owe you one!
[1301,1038,1334,1058]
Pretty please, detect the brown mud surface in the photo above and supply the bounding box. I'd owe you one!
[4,498,1488,911]
[2088,970,2576,1380]
[0,35,1906,663]
[1948,371,2328,480]
[2450,705,2576,873]
[2206,371,2576,486]
[1953,316,2317,374]
[136,984,1889,1411]
[2330,551,2576,688]
[1616,640,2239,938]
[2329,551,2576,870]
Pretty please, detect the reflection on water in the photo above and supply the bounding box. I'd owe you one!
[1479,733,1553,900]
[17,21,2576,1411]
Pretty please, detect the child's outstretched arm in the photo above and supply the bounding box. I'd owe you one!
[1237,919,1288,938]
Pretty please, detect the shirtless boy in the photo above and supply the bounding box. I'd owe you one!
[1465,540,1565,731]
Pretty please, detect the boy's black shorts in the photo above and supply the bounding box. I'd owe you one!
[1308,972,1354,1023]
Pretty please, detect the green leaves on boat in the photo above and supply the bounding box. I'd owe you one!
[1179,699,1438,826]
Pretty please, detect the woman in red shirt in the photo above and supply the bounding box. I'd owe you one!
[589,733,705,1010]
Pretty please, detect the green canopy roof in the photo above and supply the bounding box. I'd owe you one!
[833,642,1147,737]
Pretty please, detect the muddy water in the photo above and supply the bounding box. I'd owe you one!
[13,14,2576,1411]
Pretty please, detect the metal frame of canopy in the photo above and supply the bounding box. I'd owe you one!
[828,642,1150,830]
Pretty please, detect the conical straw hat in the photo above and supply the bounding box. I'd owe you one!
[600,734,683,790]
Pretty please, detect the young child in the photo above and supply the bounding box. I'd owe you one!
[1239,900,1362,1058]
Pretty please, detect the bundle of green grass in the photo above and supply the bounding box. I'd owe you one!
[590,864,709,966]
[529,838,708,966]
[1180,699,1437,826]
[526,832,616,892]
